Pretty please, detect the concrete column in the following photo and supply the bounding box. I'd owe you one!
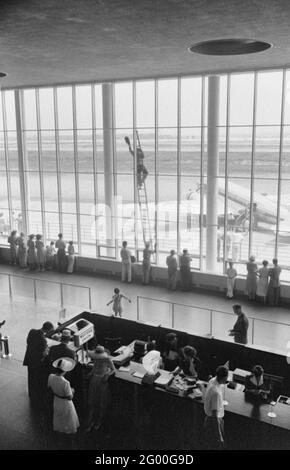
[206,76,220,272]
[14,90,28,236]
[102,83,115,247]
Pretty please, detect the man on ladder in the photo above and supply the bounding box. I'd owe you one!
[124,134,148,188]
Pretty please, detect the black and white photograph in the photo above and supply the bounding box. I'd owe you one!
[1,0,290,460]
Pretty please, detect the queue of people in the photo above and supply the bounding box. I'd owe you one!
[7,230,76,274]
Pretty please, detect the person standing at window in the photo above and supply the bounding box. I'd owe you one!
[246,255,257,301]
[268,258,282,306]
[226,261,237,299]
[17,232,27,269]
[256,260,269,305]
[120,240,132,283]
[67,241,75,274]
[36,234,46,272]
[142,241,156,285]
[56,233,67,273]
[166,250,178,291]
[179,249,193,291]
[27,234,37,271]
[8,230,18,266]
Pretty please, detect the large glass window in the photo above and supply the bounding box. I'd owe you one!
[1,70,290,281]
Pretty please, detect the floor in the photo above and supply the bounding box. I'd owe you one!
[1,263,290,450]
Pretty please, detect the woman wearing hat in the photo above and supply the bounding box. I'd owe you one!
[48,357,79,439]
[67,241,75,274]
[246,255,258,301]
[36,234,46,272]
[27,234,37,270]
[17,232,27,269]
[7,230,18,266]
[85,345,115,432]
[55,233,67,273]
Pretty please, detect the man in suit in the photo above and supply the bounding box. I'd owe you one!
[48,329,76,365]
[23,321,54,409]
[228,304,249,345]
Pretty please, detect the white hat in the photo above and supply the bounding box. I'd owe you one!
[52,357,76,372]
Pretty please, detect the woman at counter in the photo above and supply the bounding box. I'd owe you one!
[173,345,202,379]
[244,365,271,400]
[85,345,115,433]
[48,358,79,446]
[162,332,180,372]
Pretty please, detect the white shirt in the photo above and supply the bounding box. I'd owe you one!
[120,247,131,263]
[204,377,225,418]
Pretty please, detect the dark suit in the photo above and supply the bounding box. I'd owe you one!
[47,342,76,364]
[232,313,249,345]
[23,329,49,408]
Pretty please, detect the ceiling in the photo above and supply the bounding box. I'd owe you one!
[1,0,290,89]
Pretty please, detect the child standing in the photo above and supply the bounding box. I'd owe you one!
[226,261,237,299]
[107,288,131,317]
[46,241,56,270]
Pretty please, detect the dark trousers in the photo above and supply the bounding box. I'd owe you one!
[203,416,225,450]
[27,365,47,411]
[180,266,192,291]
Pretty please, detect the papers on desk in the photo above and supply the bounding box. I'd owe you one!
[132,371,146,379]
[154,371,173,387]
[119,366,130,373]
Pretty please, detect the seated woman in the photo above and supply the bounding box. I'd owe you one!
[162,332,179,372]
[173,345,202,379]
[244,365,271,400]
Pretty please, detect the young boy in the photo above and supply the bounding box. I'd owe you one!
[107,288,131,317]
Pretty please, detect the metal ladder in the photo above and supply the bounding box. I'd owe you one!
[137,181,153,247]
[125,131,154,249]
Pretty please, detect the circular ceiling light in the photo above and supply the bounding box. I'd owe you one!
[188,39,272,56]
[0,72,7,78]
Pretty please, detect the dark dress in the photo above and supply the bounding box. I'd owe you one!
[245,374,271,400]
[23,329,49,409]
[179,254,192,291]
[162,347,179,372]
[232,313,249,345]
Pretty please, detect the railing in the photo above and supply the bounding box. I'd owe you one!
[0,272,92,311]
[136,295,290,353]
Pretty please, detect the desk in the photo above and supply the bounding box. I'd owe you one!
[58,311,290,449]
[108,362,290,449]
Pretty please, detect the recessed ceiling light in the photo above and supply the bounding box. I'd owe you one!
[0,72,7,78]
[188,39,272,56]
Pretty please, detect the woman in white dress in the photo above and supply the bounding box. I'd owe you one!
[48,358,79,438]
[67,241,75,274]
[256,260,269,304]
[35,234,46,271]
